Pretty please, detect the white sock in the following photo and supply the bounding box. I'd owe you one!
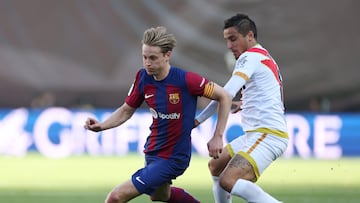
[230,179,281,203]
[212,176,232,203]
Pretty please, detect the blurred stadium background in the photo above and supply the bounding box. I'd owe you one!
[0,0,359,111]
[1,0,360,202]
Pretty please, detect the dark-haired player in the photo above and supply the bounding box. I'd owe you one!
[195,13,288,203]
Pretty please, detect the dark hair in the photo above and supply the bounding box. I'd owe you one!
[224,13,257,39]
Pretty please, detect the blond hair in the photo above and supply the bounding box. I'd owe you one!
[142,26,176,54]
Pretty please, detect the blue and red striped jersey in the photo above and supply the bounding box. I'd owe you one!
[125,67,210,160]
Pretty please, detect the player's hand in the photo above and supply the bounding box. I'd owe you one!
[207,135,223,159]
[231,100,243,114]
[84,117,102,132]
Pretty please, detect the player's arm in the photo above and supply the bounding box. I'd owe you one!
[203,82,232,159]
[195,74,246,126]
[206,82,232,135]
[84,103,136,132]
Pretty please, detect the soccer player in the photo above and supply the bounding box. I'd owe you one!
[84,26,232,203]
[195,13,288,203]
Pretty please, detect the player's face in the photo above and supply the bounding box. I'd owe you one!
[224,27,250,59]
[142,44,171,78]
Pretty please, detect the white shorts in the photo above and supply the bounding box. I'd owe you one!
[226,131,288,180]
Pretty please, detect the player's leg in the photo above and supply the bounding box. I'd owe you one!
[144,156,200,203]
[219,132,288,203]
[231,178,282,203]
[166,186,200,203]
[104,179,140,203]
[208,146,231,176]
[150,183,171,201]
[208,135,247,203]
[149,176,199,202]
[150,183,200,203]
[208,147,232,203]
[220,154,281,203]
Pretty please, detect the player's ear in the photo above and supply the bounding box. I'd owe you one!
[163,51,171,63]
[165,51,172,58]
[247,31,255,40]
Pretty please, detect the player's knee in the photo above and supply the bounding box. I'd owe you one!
[208,160,215,174]
[219,174,235,193]
[106,189,132,203]
[208,159,221,176]
[150,196,159,201]
[105,191,121,203]
[150,194,168,202]
[150,191,170,202]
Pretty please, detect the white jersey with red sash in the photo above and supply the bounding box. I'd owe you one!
[233,44,287,136]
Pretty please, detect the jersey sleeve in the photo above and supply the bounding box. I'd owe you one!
[125,69,144,108]
[233,53,257,81]
[223,75,246,98]
[185,72,213,97]
[196,71,246,124]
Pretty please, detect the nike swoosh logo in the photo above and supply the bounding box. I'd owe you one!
[135,176,145,185]
[145,94,154,99]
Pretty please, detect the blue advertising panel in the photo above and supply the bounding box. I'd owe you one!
[0,108,359,159]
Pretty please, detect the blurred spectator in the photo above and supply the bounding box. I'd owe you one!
[30,92,56,108]
[309,97,321,112]
[72,96,94,109]
[309,96,331,112]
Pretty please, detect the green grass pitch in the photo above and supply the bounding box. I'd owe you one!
[0,154,359,203]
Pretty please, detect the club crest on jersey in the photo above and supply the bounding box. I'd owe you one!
[236,55,248,68]
[169,93,180,104]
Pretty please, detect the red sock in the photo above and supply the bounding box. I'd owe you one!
[167,187,200,203]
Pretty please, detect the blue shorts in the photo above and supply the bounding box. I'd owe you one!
[131,155,189,195]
